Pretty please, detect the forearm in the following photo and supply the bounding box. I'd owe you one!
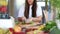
[32,17,42,22]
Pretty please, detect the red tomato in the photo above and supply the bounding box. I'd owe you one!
[9,28,25,34]
[13,32,25,34]
[44,32,49,34]
[9,28,14,32]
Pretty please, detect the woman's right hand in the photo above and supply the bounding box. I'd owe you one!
[18,17,26,22]
[22,17,26,21]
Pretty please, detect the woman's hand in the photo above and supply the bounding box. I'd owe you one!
[25,18,33,23]
[31,16,42,22]
[22,17,26,21]
[18,17,26,22]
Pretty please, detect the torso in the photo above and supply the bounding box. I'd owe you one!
[18,3,42,18]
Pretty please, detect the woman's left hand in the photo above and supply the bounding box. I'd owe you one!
[25,18,33,23]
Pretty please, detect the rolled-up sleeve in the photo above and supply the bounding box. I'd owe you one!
[37,6,42,17]
[18,5,24,17]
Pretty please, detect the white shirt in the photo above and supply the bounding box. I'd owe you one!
[18,4,42,18]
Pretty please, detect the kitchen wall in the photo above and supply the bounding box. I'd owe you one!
[14,0,25,18]
[9,0,14,17]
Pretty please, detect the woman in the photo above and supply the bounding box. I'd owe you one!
[18,0,42,22]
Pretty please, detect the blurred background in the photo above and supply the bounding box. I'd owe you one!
[14,0,45,18]
[10,0,52,21]
[0,0,53,21]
